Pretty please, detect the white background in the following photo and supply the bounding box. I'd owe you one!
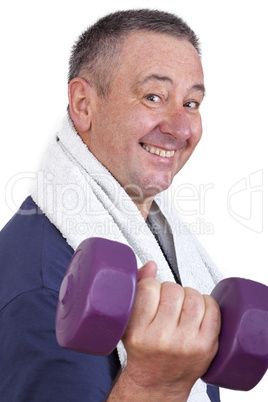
[0,0,267,400]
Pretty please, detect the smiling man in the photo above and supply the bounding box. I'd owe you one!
[70,31,205,218]
[0,9,222,402]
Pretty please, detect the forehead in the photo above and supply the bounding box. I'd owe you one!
[113,31,203,89]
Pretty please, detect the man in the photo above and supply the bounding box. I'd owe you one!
[0,9,222,401]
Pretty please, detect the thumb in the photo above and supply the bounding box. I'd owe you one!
[138,261,157,281]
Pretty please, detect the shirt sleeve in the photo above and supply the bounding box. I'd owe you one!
[207,384,221,402]
[0,287,120,402]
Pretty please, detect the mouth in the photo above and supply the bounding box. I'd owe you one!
[141,143,175,158]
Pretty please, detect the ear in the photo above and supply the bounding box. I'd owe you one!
[68,77,93,133]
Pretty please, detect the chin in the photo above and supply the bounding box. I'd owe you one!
[142,176,174,197]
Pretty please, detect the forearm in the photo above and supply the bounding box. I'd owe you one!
[106,369,190,402]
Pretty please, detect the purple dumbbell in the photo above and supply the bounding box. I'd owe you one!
[56,237,268,391]
[202,277,268,390]
[56,237,138,355]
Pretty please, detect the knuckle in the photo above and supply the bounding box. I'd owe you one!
[180,333,216,360]
[204,295,221,324]
[158,282,184,316]
[137,277,160,297]
[126,279,161,335]
[182,287,204,316]
[210,298,221,319]
[198,300,221,355]
[161,281,184,301]
[123,326,143,349]
[153,330,173,354]
[184,287,202,302]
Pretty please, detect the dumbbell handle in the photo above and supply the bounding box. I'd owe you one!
[56,237,268,391]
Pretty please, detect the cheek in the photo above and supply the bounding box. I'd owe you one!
[118,107,159,147]
[189,115,203,147]
[178,116,202,167]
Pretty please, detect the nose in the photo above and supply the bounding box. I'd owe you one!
[159,106,192,141]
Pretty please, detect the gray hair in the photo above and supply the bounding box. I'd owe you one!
[68,9,201,97]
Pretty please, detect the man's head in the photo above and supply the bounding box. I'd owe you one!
[68,10,205,218]
[68,9,201,98]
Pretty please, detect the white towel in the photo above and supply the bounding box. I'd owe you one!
[31,115,222,401]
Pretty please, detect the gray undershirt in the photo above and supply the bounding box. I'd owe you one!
[146,201,181,285]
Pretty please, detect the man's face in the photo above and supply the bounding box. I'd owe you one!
[86,32,204,204]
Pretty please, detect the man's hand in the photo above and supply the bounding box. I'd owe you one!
[108,261,221,401]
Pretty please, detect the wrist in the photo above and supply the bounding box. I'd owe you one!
[107,367,191,402]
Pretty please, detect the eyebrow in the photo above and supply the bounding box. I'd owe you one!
[136,74,173,87]
[191,83,206,98]
[134,74,206,98]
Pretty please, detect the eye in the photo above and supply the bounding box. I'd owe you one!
[145,94,161,103]
[184,101,200,109]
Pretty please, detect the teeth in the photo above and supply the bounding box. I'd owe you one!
[142,144,175,158]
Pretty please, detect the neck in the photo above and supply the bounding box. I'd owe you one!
[131,195,154,220]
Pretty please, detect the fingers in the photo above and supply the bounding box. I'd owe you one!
[125,261,158,335]
[123,271,221,392]
[134,266,220,345]
[137,261,157,281]
[201,294,221,349]
[178,287,206,336]
[125,271,161,334]
[153,282,185,330]
[153,285,207,338]
[151,284,220,361]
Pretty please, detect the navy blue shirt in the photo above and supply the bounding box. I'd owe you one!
[0,197,220,401]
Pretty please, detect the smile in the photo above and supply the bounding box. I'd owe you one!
[142,144,175,158]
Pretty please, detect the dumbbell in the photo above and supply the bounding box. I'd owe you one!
[56,237,268,391]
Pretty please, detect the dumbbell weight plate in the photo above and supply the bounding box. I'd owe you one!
[202,277,268,390]
[56,237,138,355]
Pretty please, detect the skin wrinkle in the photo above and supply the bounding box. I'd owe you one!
[132,75,205,108]
[134,75,205,99]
